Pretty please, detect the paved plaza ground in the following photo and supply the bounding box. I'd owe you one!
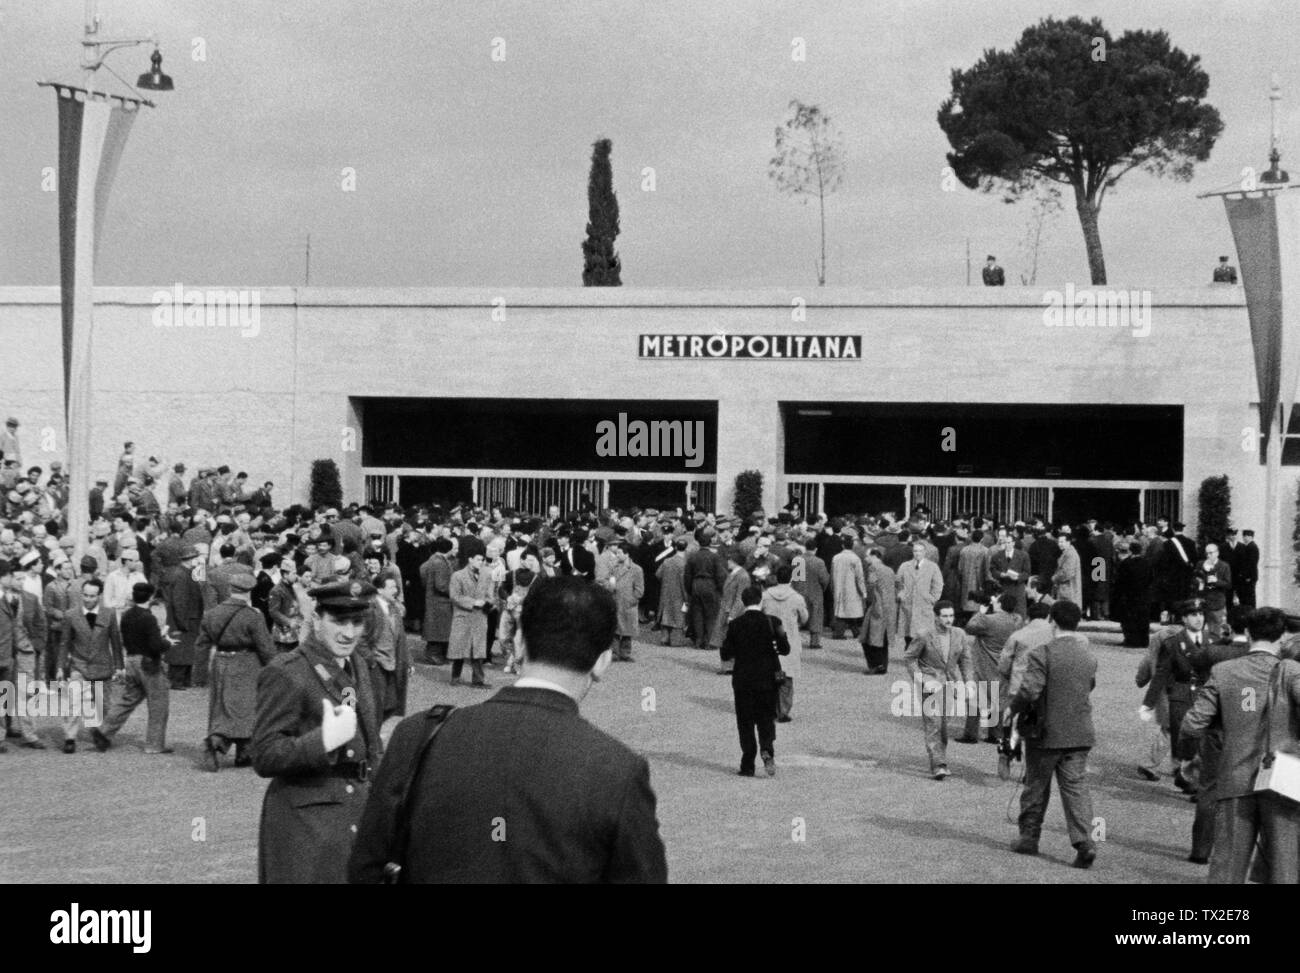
[2,622,1207,884]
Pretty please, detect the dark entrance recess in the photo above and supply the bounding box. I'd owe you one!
[361,398,717,474]
[399,476,473,508]
[822,483,906,518]
[1051,488,1141,527]
[782,403,1183,481]
[607,480,688,510]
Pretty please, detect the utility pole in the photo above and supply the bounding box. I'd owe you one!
[304,233,312,285]
[965,237,971,286]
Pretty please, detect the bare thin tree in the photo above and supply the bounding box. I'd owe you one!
[769,100,845,286]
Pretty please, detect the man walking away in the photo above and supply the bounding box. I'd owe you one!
[93,582,172,754]
[1009,600,1099,868]
[723,585,789,777]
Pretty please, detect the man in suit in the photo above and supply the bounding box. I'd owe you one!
[160,545,205,689]
[1051,533,1082,606]
[723,585,790,776]
[1181,606,1300,883]
[347,576,668,883]
[1140,599,1211,795]
[1156,523,1197,618]
[93,582,172,754]
[1180,607,1250,864]
[254,580,383,883]
[1194,543,1233,640]
[1008,599,1099,868]
[903,600,974,780]
[956,530,991,624]
[366,575,410,722]
[58,578,124,754]
[989,531,1031,616]
[42,556,76,683]
[711,546,751,674]
[1234,530,1259,609]
[1,563,43,750]
[1112,541,1154,647]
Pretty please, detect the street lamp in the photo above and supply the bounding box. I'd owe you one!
[37,0,171,559]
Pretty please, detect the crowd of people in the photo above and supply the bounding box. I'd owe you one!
[1,417,1297,883]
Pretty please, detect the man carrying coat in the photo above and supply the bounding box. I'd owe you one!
[254,580,383,883]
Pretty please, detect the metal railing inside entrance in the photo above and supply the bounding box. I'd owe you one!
[478,476,607,516]
[362,470,718,515]
[912,484,1050,524]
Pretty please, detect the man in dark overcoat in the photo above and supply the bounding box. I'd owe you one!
[254,580,382,883]
[198,573,276,770]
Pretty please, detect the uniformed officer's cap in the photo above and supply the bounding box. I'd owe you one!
[179,545,200,560]
[229,573,257,593]
[309,579,377,614]
[1176,598,1205,617]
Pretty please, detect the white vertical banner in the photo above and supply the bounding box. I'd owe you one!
[49,84,142,558]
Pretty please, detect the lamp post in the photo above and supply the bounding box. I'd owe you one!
[38,0,171,558]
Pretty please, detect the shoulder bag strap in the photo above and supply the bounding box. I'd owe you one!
[384,703,456,884]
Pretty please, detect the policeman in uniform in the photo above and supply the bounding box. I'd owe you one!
[1139,598,1210,796]
[252,579,382,884]
[198,572,275,770]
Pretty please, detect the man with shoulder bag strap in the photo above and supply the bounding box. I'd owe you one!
[1181,606,1300,883]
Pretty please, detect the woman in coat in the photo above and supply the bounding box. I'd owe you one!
[420,538,455,664]
[447,536,493,687]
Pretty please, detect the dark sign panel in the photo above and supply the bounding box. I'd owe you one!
[639,334,861,359]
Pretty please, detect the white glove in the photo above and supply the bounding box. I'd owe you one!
[1137,705,1155,723]
[321,698,357,751]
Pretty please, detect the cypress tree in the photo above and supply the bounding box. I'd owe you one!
[582,138,622,286]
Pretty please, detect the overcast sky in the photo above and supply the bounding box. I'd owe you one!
[2,0,1296,289]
